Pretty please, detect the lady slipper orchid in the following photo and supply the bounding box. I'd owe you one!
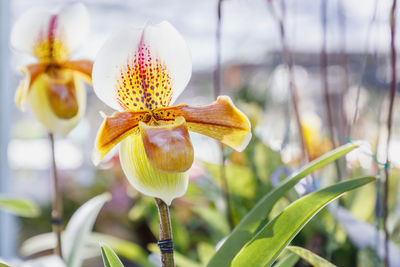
[11,3,92,136]
[92,21,251,205]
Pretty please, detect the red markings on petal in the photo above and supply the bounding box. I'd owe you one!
[116,30,172,111]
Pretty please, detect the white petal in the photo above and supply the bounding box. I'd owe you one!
[11,7,53,54]
[10,3,89,56]
[57,3,90,54]
[120,133,189,205]
[92,21,192,111]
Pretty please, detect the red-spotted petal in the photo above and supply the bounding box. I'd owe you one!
[92,21,191,111]
[11,3,89,61]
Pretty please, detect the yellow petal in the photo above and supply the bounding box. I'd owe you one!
[28,70,86,136]
[120,132,188,205]
[46,69,79,119]
[92,110,152,165]
[140,117,194,173]
[153,96,252,151]
[61,59,93,85]
[15,63,48,111]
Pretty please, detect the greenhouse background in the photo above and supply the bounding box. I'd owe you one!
[1,0,400,266]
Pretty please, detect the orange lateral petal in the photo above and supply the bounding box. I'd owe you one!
[140,117,194,173]
[15,63,48,110]
[93,110,151,165]
[61,59,93,84]
[153,96,252,152]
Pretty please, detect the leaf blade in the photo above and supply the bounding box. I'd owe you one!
[0,196,40,218]
[64,193,111,267]
[231,176,376,267]
[287,246,336,267]
[207,143,358,267]
[101,243,124,267]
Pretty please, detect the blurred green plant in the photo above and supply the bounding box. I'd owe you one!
[207,143,358,266]
[0,195,40,218]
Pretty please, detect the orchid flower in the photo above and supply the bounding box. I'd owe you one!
[11,3,92,136]
[92,21,251,205]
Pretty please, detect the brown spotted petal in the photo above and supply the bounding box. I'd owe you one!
[140,117,194,173]
[153,96,252,152]
[93,110,152,165]
[15,63,48,110]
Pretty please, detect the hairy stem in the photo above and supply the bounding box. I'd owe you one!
[48,132,63,259]
[155,198,174,267]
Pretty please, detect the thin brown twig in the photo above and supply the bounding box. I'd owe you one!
[155,198,174,267]
[321,0,342,180]
[267,0,309,163]
[383,0,397,266]
[348,0,379,139]
[214,0,234,230]
[48,132,63,259]
[337,0,349,144]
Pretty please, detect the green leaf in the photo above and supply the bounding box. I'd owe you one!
[91,233,153,267]
[0,258,12,267]
[0,195,40,217]
[207,143,358,267]
[287,246,336,267]
[231,176,376,267]
[101,243,124,267]
[273,252,299,267]
[64,193,111,267]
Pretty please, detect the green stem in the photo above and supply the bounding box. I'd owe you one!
[49,132,63,259]
[155,198,174,267]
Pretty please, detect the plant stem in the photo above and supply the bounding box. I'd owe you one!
[267,0,309,163]
[321,0,343,181]
[383,1,397,266]
[219,144,234,229]
[48,132,63,259]
[155,198,174,267]
[214,0,234,229]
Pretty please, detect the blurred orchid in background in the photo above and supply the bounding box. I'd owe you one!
[11,3,92,136]
[92,21,251,205]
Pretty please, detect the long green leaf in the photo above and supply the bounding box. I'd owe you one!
[273,253,299,267]
[64,193,111,267]
[207,143,357,267]
[101,243,124,267]
[231,176,376,267]
[287,246,336,267]
[92,233,153,267]
[0,195,40,217]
